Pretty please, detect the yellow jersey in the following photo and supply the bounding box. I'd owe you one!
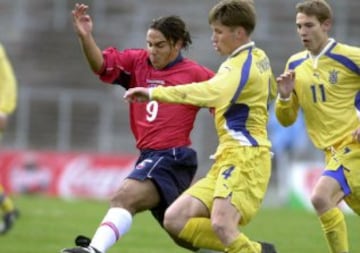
[0,43,17,116]
[276,39,360,150]
[151,42,276,157]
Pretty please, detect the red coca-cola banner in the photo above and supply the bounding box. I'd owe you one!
[0,150,137,199]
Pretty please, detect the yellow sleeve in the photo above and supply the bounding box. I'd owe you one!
[151,69,239,108]
[268,74,278,103]
[0,44,17,115]
[275,92,300,126]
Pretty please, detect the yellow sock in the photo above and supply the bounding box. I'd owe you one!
[225,234,261,253]
[0,185,15,213]
[178,217,225,251]
[319,207,348,253]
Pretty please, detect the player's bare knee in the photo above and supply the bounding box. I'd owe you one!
[109,187,136,210]
[211,218,228,239]
[163,209,184,235]
[310,192,330,212]
[163,216,178,235]
[110,193,126,207]
[211,214,239,244]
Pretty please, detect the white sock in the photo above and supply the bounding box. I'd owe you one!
[90,208,132,253]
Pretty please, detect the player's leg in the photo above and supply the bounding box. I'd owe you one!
[60,178,159,253]
[0,185,15,214]
[166,147,275,253]
[342,145,360,216]
[311,148,352,253]
[164,190,224,251]
[311,175,348,253]
[61,147,198,253]
[211,197,260,253]
[147,147,200,251]
[0,184,19,234]
[212,147,274,253]
[91,178,161,252]
[320,144,360,252]
[61,153,163,253]
[344,160,360,217]
[165,193,210,251]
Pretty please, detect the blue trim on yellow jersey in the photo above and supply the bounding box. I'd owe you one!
[224,47,258,146]
[288,55,308,70]
[355,91,360,111]
[230,47,252,104]
[224,104,258,146]
[326,44,360,75]
[225,47,258,146]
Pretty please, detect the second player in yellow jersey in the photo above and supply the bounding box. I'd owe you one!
[275,1,360,253]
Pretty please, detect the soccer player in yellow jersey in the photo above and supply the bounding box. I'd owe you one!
[275,1,360,252]
[125,1,277,252]
[0,43,19,234]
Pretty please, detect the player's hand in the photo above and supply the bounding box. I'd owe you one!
[352,127,360,142]
[72,3,93,37]
[124,87,150,102]
[276,70,295,100]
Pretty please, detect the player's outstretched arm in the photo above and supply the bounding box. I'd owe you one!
[124,87,150,102]
[72,3,103,73]
[72,3,93,38]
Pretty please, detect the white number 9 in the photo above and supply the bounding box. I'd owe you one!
[146,101,159,122]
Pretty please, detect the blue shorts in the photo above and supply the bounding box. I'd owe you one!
[127,146,198,224]
[323,165,351,196]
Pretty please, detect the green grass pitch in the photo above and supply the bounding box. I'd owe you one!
[1,195,359,253]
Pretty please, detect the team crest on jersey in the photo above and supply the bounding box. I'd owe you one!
[146,79,165,88]
[328,70,339,85]
[313,72,320,79]
[136,159,153,170]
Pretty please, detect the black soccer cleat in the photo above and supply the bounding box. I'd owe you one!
[60,235,101,253]
[260,241,277,253]
[74,235,92,247]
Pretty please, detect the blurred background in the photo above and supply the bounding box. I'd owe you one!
[0,0,360,209]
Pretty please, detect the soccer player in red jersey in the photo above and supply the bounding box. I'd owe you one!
[61,3,214,253]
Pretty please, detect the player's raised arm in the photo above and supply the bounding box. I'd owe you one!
[276,70,295,100]
[72,3,103,73]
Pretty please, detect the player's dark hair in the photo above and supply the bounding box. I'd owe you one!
[149,15,192,50]
[208,0,256,36]
[296,0,333,24]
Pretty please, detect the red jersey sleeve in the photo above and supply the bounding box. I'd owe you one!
[97,48,147,89]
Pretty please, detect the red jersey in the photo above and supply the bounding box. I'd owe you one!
[97,48,214,150]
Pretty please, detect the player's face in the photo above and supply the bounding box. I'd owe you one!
[210,21,241,56]
[146,29,180,69]
[296,13,331,55]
